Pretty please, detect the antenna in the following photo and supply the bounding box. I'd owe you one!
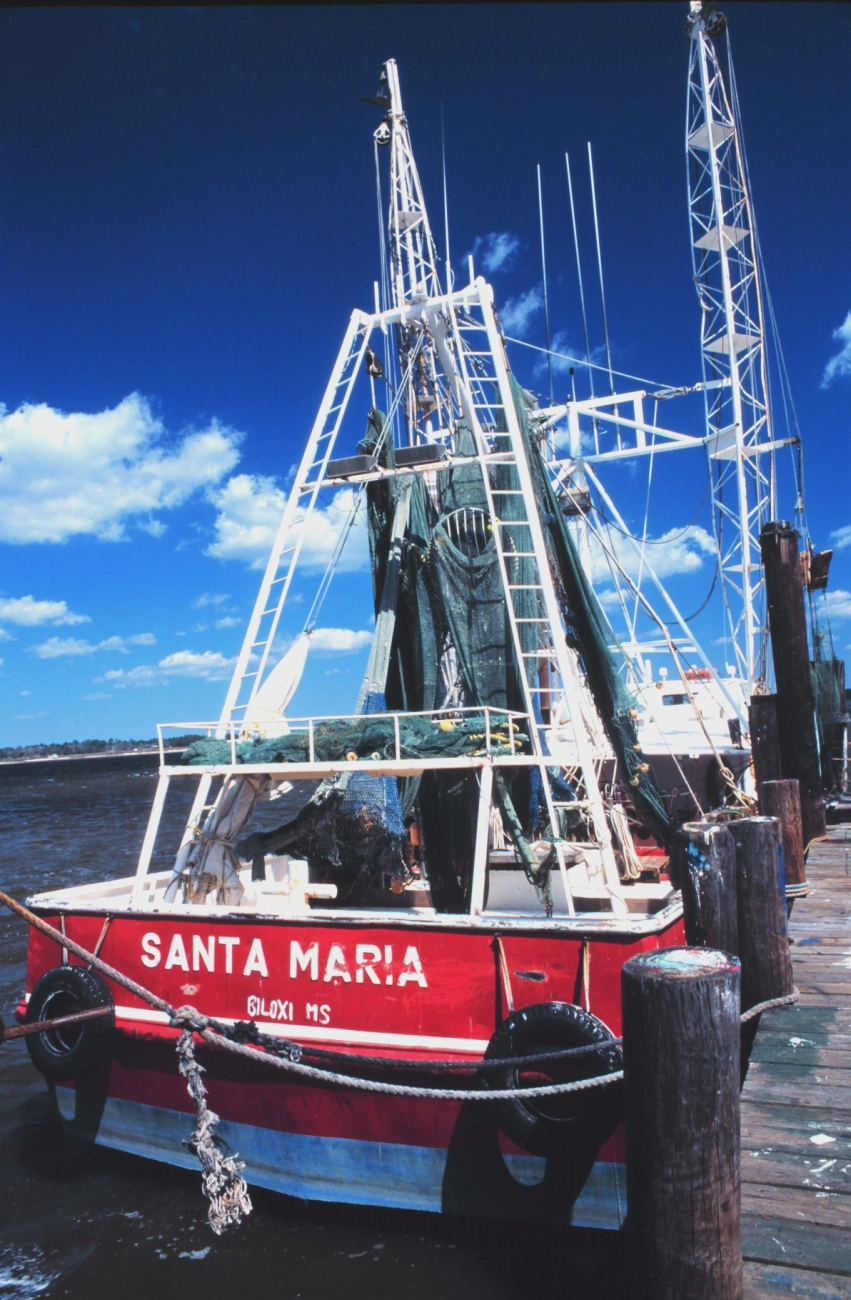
[441,105,453,293]
[565,151,596,403]
[537,164,554,404]
[587,144,616,406]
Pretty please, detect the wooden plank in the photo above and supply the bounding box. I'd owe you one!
[741,1149,851,1194]
[741,1216,851,1276]
[744,1261,851,1298]
[742,1180,851,1222]
[740,1100,851,1147]
[737,825,851,1289]
[749,1044,851,1069]
[745,1063,851,1090]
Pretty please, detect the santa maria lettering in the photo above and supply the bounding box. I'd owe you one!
[140,933,428,988]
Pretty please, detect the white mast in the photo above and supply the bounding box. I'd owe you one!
[373,60,453,444]
[686,0,773,692]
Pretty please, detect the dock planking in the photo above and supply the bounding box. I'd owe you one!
[742,824,851,1297]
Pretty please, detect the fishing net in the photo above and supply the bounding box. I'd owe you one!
[503,375,672,848]
[184,375,672,907]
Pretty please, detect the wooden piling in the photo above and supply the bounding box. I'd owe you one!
[728,814,794,1078]
[623,947,742,1300]
[759,521,827,850]
[673,821,738,955]
[757,778,808,903]
[728,815,793,1013]
[747,693,781,787]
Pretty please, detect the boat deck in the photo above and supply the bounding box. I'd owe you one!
[741,822,851,1296]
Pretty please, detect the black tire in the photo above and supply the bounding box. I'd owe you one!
[484,1001,623,1158]
[25,966,114,1080]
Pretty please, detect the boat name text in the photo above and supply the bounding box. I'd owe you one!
[140,933,428,987]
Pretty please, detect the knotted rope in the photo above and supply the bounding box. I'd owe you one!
[173,1019,253,1234]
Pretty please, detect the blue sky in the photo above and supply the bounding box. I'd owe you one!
[1,4,849,747]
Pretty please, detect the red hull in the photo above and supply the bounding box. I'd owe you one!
[24,907,684,1224]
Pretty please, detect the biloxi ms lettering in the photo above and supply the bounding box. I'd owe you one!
[140,933,428,988]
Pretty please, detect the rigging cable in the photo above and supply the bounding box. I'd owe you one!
[565,152,596,402]
[441,105,453,294]
[537,164,554,404]
[587,144,616,415]
[503,335,688,395]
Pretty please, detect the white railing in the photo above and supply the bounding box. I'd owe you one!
[156,705,532,772]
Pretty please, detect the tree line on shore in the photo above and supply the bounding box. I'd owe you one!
[0,737,200,762]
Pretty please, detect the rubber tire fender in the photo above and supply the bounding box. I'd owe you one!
[484,1000,623,1158]
[24,966,114,1080]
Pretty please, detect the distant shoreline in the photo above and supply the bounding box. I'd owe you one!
[0,747,186,769]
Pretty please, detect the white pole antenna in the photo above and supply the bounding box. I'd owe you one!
[441,105,453,293]
[537,164,554,403]
[565,152,596,403]
[587,144,617,419]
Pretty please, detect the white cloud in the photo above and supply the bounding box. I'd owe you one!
[30,632,156,659]
[84,692,112,700]
[99,665,158,688]
[540,331,607,382]
[591,525,717,585]
[0,596,89,626]
[825,589,851,620]
[137,519,167,537]
[206,474,369,572]
[830,525,851,551]
[308,627,372,655]
[100,648,235,688]
[0,394,241,543]
[499,285,544,339]
[472,232,520,275]
[0,628,12,641]
[821,312,851,388]
[215,616,240,629]
[158,650,234,678]
[194,592,229,608]
[32,637,97,659]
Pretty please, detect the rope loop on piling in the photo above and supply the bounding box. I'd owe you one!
[740,987,799,1023]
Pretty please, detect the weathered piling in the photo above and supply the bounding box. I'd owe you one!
[747,693,781,787]
[623,948,742,1300]
[759,521,827,849]
[758,778,808,903]
[673,821,738,954]
[728,814,794,1077]
[728,816,793,1012]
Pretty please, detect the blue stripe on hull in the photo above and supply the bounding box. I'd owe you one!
[55,1086,625,1229]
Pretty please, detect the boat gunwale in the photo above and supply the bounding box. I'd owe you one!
[23,888,684,938]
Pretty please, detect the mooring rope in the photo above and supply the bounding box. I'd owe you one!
[739,988,799,1023]
[169,1006,625,1101]
[174,1027,253,1234]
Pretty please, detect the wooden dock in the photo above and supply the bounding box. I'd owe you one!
[742,823,851,1297]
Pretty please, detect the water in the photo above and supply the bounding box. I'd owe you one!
[0,756,619,1297]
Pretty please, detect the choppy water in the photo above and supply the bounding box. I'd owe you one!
[0,756,617,1298]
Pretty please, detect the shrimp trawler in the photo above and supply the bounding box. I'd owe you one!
[15,4,823,1232]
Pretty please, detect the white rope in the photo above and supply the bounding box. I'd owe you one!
[176,1030,252,1233]
[172,1010,624,1101]
[740,987,799,1024]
